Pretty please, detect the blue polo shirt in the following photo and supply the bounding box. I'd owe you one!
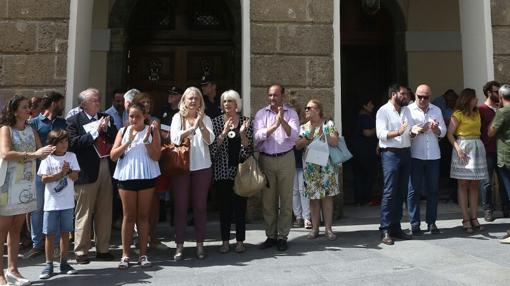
[30,114,67,146]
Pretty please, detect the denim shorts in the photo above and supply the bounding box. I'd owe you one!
[43,208,74,235]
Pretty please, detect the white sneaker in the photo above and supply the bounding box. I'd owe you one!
[500,237,510,244]
[138,255,152,268]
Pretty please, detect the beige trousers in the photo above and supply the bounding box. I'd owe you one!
[259,151,296,240]
[74,158,113,255]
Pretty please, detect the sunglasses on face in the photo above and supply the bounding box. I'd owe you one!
[304,106,316,111]
[417,95,429,100]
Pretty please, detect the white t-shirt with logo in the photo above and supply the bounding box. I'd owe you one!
[37,152,80,211]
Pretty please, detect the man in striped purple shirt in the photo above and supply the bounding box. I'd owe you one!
[253,84,299,251]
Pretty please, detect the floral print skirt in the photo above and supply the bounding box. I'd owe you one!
[303,159,340,200]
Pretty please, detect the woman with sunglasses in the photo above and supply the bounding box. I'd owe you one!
[296,99,340,240]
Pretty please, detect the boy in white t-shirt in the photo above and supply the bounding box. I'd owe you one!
[37,129,80,279]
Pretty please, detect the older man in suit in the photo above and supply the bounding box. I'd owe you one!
[67,88,117,264]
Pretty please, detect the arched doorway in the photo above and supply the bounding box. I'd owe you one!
[341,0,407,139]
[107,0,241,116]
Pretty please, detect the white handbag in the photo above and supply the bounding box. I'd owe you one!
[0,158,7,187]
[0,127,10,187]
[305,135,329,167]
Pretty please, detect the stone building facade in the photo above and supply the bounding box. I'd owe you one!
[492,0,510,83]
[250,0,335,117]
[1,0,510,217]
[1,1,509,120]
[0,0,69,105]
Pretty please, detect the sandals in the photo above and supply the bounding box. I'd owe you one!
[470,218,484,231]
[462,219,473,233]
[307,230,319,239]
[118,256,130,269]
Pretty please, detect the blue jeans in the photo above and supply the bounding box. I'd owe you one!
[481,152,508,211]
[380,149,411,232]
[43,208,74,235]
[31,175,60,249]
[408,158,440,229]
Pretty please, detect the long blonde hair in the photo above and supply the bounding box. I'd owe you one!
[178,87,205,117]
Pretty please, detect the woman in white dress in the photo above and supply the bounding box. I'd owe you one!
[0,95,54,286]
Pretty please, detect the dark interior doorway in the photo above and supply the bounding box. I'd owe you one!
[340,0,407,202]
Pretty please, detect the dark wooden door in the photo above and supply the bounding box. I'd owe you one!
[126,0,236,117]
[340,0,395,138]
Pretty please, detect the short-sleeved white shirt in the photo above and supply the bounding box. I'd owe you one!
[37,152,80,211]
[408,102,446,160]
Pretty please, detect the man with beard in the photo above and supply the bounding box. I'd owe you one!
[376,84,414,245]
[480,81,509,221]
[24,91,67,259]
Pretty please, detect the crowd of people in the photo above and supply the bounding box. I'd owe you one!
[1,77,510,284]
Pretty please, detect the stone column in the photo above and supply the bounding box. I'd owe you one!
[247,0,339,221]
[65,0,94,111]
[459,0,494,100]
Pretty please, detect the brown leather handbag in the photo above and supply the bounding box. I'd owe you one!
[160,116,190,176]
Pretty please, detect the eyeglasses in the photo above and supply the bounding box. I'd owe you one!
[417,95,430,100]
[304,106,316,111]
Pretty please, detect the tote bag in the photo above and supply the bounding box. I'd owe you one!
[305,135,329,167]
[329,136,353,165]
[160,116,190,176]
[0,158,7,187]
[0,127,11,187]
[234,155,266,197]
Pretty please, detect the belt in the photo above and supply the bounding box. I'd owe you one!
[380,147,410,152]
[260,149,292,157]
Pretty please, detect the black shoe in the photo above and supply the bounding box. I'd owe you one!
[391,230,412,240]
[484,210,495,222]
[381,231,394,245]
[96,252,115,261]
[276,239,288,251]
[410,228,424,236]
[75,255,90,264]
[259,238,277,250]
[23,247,44,259]
[503,209,510,218]
[427,223,441,234]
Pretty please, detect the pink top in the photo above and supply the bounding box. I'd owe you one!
[253,104,299,154]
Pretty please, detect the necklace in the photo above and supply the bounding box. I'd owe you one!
[225,115,239,139]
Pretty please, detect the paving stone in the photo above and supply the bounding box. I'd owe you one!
[12,204,510,286]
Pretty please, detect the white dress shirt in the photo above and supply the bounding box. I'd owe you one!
[408,102,446,160]
[376,101,413,148]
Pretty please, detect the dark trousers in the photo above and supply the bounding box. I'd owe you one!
[481,152,509,211]
[380,149,411,232]
[498,166,510,204]
[408,158,440,229]
[215,180,247,242]
[352,157,376,204]
[173,168,212,244]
